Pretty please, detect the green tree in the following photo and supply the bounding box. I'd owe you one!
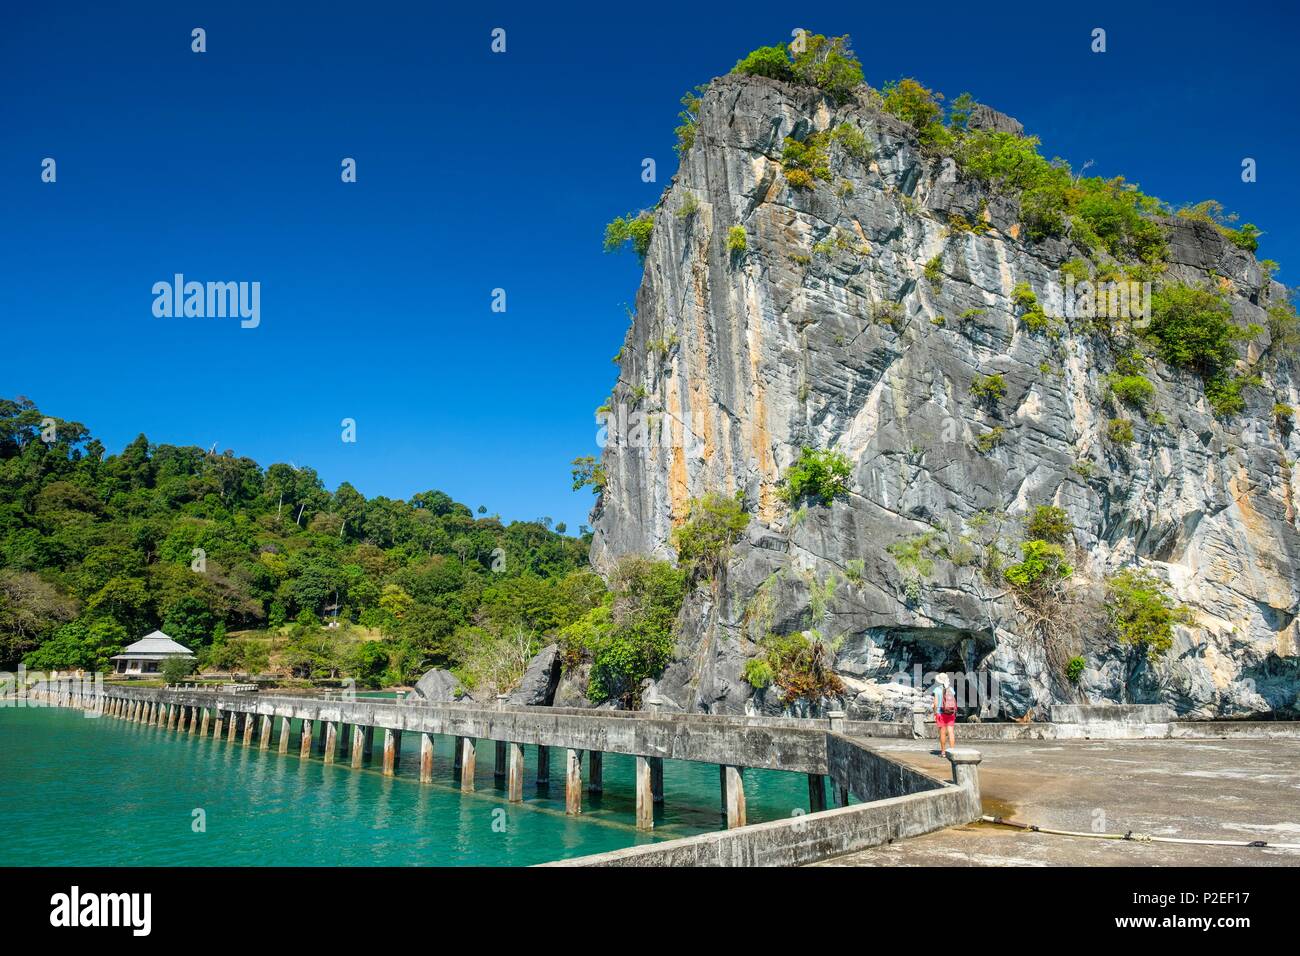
[671,493,750,584]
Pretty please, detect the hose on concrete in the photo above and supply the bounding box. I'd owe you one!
[980,815,1300,851]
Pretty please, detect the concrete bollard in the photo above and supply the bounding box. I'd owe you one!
[911,702,929,739]
[827,709,845,733]
[947,748,983,818]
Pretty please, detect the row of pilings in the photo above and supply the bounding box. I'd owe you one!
[27,686,855,830]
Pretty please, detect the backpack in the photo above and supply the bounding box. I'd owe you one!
[942,687,957,714]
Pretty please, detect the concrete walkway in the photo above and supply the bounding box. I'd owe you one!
[818,738,1300,866]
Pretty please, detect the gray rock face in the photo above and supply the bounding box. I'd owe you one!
[409,668,472,703]
[507,644,561,706]
[590,74,1300,720]
[966,103,1024,137]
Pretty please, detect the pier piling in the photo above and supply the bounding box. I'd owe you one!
[565,748,582,814]
[324,721,338,763]
[420,732,434,783]
[635,757,654,830]
[351,725,366,768]
[507,742,524,802]
[460,737,476,792]
[382,728,402,775]
[723,766,747,829]
[536,745,550,786]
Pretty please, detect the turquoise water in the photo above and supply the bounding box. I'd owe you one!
[0,705,823,866]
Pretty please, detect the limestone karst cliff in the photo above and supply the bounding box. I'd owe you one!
[588,65,1300,720]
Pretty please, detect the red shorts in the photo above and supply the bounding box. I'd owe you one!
[935,712,956,727]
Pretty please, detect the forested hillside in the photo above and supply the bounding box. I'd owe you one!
[0,397,606,690]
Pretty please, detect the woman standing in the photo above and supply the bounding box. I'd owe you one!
[932,673,957,757]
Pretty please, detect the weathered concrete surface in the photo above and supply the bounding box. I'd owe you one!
[818,738,1300,866]
[545,783,973,867]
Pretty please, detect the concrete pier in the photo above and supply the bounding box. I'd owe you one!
[635,756,654,830]
[382,728,402,775]
[420,733,434,783]
[460,737,476,792]
[212,711,223,739]
[507,742,524,802]
[566,748,582,814]
[323,721,338,763]
[351,725,366,768]
[91,685,986,868]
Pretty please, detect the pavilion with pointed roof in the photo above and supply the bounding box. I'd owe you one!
[109,630,196,676]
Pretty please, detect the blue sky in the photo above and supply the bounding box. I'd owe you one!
[3,0,1296,532]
